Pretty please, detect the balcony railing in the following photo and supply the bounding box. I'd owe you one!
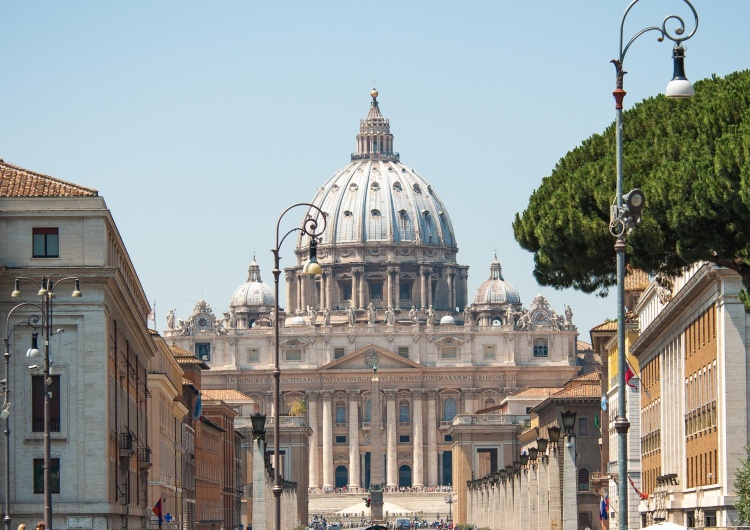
[350,152,400,162]
[138,446,152,469]
[119,431,135,458]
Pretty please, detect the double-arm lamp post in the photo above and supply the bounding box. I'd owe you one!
[609,2,698,529]
[3,305,45,530]
[271,203,326,530]
[11,277,81,530]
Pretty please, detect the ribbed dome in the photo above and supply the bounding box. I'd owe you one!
[473,255,521,306]
[297,90,457,250]
[230,259,274,308]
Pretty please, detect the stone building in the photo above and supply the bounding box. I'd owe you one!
[0,160,154,530]
[164,90,582,505]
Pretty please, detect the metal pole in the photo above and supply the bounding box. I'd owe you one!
[3,339,10,530]
[43,289,53,530]
[272,249,282,530]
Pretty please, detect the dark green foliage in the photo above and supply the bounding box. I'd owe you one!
[735,445,750,524]
[513,70,750,309]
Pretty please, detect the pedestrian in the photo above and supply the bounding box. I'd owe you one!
[17,524,26,530]
[36,522,45,530]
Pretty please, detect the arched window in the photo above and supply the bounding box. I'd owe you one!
[399,400,410,423]
[578,468,590,491]
[443,397,457,421]
[399,465,412,487]
[335,465,348,489]
[335,401,346,424]
[365,399,371,422]
[484,398,495,409]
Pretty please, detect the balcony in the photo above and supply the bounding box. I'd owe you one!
[138,446,152,469]
[119,431,135,459]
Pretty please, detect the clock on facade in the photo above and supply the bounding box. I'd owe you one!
[531,309,550,326]
[194,313,212,331]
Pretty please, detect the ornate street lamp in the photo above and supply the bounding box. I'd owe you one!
[609,3,698,528]
[528,447,539,463]
[271,203,326,530]
[561,410,577,439]
[547,426,561,445]
[12,277,80,530]
[519,452,529,467]
[250,412,267,441]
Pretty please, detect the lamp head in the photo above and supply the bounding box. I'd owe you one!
[520,452,529,466]
[528,447,539,461]
[548,425,562,443]
[250,411,267,440]
[561,409,577,437]
[536,437,549,454]
[513,460,521,474]
[301,238,323,276]
[665,45,694,98]
[26,332,41,358]
[38,277,49,297]
[11,279,21,298]
[623,188,646,215]
[72,279,82,298]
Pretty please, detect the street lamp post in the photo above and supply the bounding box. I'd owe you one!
[445,493,453,523]
[11,276,81,530]
[3,306,44,530]
[609,3,698,529]
[271,204,326,530]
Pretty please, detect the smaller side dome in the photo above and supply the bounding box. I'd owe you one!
[230,258,275,308]
[440,315,456,325]
[473,255,521,306]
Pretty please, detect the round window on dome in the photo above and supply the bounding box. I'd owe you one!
[371,182,380,191]
[344,210,353,217]
[349,183,358,191]
[371,209,381,217]
[393,182,402,191]
[413,184,421,194]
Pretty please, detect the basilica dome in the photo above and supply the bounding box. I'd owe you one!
[230,259,274,309]
[297,89,457,253]
[473,255,521,306]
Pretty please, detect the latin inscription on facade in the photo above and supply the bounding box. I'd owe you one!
[226,373,515,385]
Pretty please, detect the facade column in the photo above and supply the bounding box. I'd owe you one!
[358,268,366,310]
[384,389,398,488]
[425,267,433,308]
[323,267,333,310]
[411,388,425,487]
[538,457,549,530]
[298,273,307,313]
[347,389,361,490]
[529,463,539,530]
[562,436,577,530]
[446,268,455,310]
[307,391,320,489]
[426,389,438,487]
[350,268,358,309]
[285,271,295,314]
[549,446,562,530]
[419,266,427,309]
[321,390,334,489]
[520,467,529,530]
[394,270,401,308]
[386,267,395,308]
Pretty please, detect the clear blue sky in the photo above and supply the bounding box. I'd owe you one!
[1,1,747,338]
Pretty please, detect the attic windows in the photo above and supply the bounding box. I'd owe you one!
[33,227,59,258]
[413,184,422,194]
[371,182,380,191]
[349,183,359,191]
[371,209,381,217]
[393,182,402,191]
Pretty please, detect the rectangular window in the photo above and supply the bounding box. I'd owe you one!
[370,282,383,300]
[34,458,61,493]
[441,346,458,359]
[444,434,452,442]
[342,283,352,300]
[196,342,211,361]
[579,417,589,436]
[33,375,61,432]
[247,348,259,362]
[533,338,549,358]
[397,347,409,359]
[33,227,59,258]
[334,347,346,360]
[335,404,346,424]
[704,510,717,527]
[399,435,410,443]
[285,348,302,362]
[484,345,496,359]
[335,435,347,444]
[400,282,412,300]
[399,404,410,423]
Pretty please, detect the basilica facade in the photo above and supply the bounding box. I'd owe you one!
[164,90,580,493]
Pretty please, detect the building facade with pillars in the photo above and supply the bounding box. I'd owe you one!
[164,91,581,501]
[630,262,747,528]
[0,160,155,530]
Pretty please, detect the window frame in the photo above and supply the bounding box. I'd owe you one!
[32,227,60,258]
[532,338,549,358]
[34,458,61,493]
[196,342,211,362]
[33,374,61,432]
[285,348,303,362]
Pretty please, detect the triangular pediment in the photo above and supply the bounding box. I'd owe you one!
[321,344,422,371]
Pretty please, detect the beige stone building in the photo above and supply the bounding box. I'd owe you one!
[164,91,582,506]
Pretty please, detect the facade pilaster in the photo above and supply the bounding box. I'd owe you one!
[462,387,480,414]
[384,389,398,487]
[357,268,366,309]
[347,389,361,490]
[426,389,438,487]
[307,391,320,489]
[411,388,425,487]
[321,390,334,489]
[298,273,307,312]
[394,270,401,308]
[420,266,427,309]
[263,390,273,418]
[520,467,529,530]
[446,267,455,310]
[285,270,295,314]
[538,458,549,530]
[350,268,358,309]
[322,267,333,309]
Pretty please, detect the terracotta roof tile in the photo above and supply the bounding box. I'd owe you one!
[0,160,98,197]
[551,383,601,399]
[510,387,563,398]
[591,320,617,331]
[576,340,594,352]
[571,370,601,383]
[170,345,194,358]
[624,266,649,292]
[202,389,255,402]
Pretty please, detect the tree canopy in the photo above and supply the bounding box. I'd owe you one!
[513,70,750,304]
[735,445,750,524]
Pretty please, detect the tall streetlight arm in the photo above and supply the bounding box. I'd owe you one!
[271,203,326,530]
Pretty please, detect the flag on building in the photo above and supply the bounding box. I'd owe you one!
[601,394,608,411]
[600,493,609,520]
[625,362,637,389]
[594,412,601,429]
[193,391,203,421]
[152,497,163,528]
